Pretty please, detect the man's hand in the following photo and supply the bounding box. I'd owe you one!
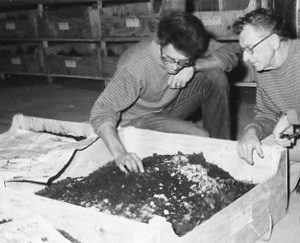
[168,66,194,89]
[237,128,264,165]
[115,152,144,174]
[273,114,294,147]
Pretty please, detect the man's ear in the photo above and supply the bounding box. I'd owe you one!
[269,34,281,50]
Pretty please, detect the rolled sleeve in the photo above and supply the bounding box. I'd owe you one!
[90,67,141,135]
[207,39,240,72]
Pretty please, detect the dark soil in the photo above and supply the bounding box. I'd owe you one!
[36,152,255,236]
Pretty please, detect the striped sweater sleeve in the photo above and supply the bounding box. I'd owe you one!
[90,67,141,135]
[207,39,240,72]
[245,84,281,139]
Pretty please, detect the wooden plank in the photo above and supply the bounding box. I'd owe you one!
[181,151,287,243]
[0,187,178,243]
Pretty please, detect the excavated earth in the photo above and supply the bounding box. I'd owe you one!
[37,152,255,236]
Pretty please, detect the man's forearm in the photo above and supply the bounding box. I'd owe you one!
[97,121,127,159]
[194,55,224,72]
[243,118,276,140]
[242,124,261,139]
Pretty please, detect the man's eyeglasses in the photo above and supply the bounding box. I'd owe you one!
[160,47,194,68]
[241,33,273,55]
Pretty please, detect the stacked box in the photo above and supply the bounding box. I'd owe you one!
[101,0,186,16]
[102,2,154,16]
[160,0,186,12]
[0,43,41,73]
[102,42,132,77]
[0,10,36,38]
[193,0,265,39]
[101,16,159,37]
[193,0,219,11]
[37,5,100,39]
[193,0,254,11]
[45,43,101,77]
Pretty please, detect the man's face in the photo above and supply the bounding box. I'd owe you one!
[160,44,193,75]
[239,25,275,71]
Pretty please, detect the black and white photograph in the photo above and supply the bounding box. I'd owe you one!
[0,0,299,242]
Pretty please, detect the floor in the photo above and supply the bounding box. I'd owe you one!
[0,75,299,242]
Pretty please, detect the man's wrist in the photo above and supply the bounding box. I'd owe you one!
[285,110,299,125]
[242,123,262,139]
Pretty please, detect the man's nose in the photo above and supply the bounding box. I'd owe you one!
[172,62,181,70]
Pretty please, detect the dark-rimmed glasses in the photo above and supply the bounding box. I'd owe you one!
[160,47,194,68]
[241,33,273,55]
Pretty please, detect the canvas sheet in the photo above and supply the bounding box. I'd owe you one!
[0,114,98,183]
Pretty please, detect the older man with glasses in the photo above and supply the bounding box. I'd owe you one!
[233,8,300,192]
[90,11,239,174]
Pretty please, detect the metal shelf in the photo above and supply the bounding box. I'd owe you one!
[0,37,149,43]
[0,0,98,7]
[1,71,256,87]
[0,38,102,43]
[0,71,110,81]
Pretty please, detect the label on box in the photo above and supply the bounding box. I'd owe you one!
[65,60,76,68]
[5,22,16,30]
[11,57,21,65]
[58,22,70,31]
[126,18,140,28]
[201,16,222,26]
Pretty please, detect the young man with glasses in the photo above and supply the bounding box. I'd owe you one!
[90,11,239,174]
[233,8,300,192]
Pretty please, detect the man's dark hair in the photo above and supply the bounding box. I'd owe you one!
[157,11,209,59]
[232,8,291,40]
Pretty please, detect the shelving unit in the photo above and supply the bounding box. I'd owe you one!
[0,0,164,83]
[0,0,265,87]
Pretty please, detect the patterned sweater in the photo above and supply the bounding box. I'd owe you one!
[90,38,238,134]
[246,39,300,139]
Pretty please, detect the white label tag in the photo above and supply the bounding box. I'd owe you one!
[201,16,222,26]
[11,57,21,65]
[58,22,70,30]
[65,60,76,68]
[126,18,140,28]
[230,206,253,235]
[5,22,16,30]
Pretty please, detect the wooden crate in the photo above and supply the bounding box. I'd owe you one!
[160,0,187,12]
[0,43,41,73]
[193,0,271,39]
[102,56,118,77]
[101,0,186,16]
[193,0,257,11]
[45,43,101,77]
[0,10,36,38]
[101,15,159,37]
[102,1,155,16]
[0,117,288,243]
[0,55,25,72]
[37,5,100,39]
[102,42,132,77]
